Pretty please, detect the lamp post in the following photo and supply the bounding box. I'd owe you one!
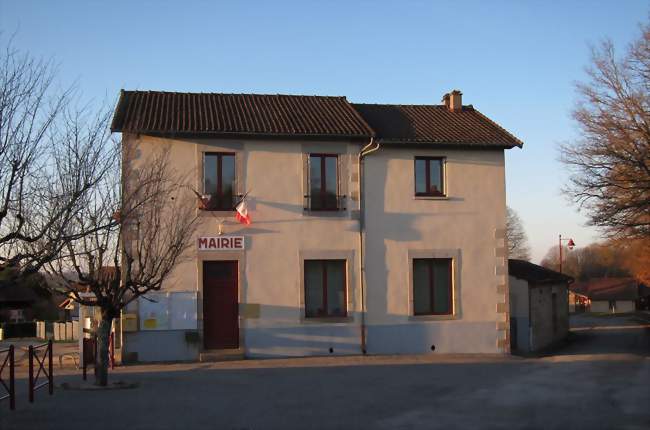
[558,234,576,274]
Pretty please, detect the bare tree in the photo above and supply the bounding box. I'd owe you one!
[506,206,531,261]
[0,40,115,275]
[540,241,630,281]
[607,237,650,284]
[46,145,198,386]
[561,24,650,239]
[1,40,198,386]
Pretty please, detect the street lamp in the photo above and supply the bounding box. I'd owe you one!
[558,234,576,274]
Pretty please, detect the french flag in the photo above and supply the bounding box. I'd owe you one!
[235,198,251,225]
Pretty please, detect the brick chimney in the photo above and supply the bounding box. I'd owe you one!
[442,90,463,112]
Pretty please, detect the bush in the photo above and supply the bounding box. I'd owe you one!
[1,321,36,338]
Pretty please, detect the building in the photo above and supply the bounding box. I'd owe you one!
[571,278,650,313]
[0,280,38,323]
[568,290,590,313]
[110,89,523,362]
[0,271,63,325]
[508,259,572,353]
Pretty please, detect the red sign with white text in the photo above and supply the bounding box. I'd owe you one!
[198,236,245,251]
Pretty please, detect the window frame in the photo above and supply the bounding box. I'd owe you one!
[412,258,453,316]
[203,152,236,211]
[303,259,348,319]
[308,153,340,211]
[414,156,446,197]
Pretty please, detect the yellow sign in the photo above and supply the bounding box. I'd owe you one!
[143,318,157,329]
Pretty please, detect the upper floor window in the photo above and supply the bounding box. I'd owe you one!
[413,258,453,315]
[415,157,445,197]
[203,152,235,211]
[309,154,339,210]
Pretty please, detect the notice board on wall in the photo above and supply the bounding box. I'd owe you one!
[139,292,197,331]
[169,292,198,330]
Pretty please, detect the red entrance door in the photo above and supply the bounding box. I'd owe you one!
[203,261,239,349]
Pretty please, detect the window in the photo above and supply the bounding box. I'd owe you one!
[309,154,339,210]
[304,260,347,318]
[415,157,445,197]
[203,153,235,210]
[413,258,453,315]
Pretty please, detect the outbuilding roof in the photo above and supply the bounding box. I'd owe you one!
[111,91,374,139]
[508,259,573,285]
[352,103,523,148]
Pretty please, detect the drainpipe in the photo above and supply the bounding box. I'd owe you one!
[358,138,380,354]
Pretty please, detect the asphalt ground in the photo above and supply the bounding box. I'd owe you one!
[1,313,648,430]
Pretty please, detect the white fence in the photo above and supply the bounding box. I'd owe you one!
[35,321,79,341]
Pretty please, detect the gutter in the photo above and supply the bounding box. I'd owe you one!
[110,129,373,142]
[358,138,380,354]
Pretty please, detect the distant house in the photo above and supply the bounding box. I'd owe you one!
[0,280,39,322]
[568,290,590,313]
[58,296,81,321]
[508,259,573,353]
[571,278,650,313]
[0,272,73,324]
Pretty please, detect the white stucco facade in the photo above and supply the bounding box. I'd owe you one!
[363,148,508,354]
[119,133,510,362]
[591,300,635,314]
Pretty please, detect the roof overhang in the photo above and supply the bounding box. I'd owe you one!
[376,139,522,149]
[117,130,373,142]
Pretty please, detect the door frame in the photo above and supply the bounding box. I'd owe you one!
[197,251,246,351]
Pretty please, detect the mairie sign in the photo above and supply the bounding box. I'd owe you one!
[198,236,245,251]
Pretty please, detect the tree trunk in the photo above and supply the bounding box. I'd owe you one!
[94,312,113,386]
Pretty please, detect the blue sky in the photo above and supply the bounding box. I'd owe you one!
[1,1,647,262]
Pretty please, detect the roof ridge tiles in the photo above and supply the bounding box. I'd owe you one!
[352,102,446,107]
[352,103,481,115]
[123,89,348,99]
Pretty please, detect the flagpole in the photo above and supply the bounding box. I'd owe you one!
[236,189,251,207]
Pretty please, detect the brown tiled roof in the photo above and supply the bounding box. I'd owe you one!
[111,91,374,139]
[352,103,523,148]
[570,278,648,301]
[509,259,573,284]
[111,90,523,148]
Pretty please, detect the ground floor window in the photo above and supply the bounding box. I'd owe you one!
[413,258,453,315]
[304,260,347,318]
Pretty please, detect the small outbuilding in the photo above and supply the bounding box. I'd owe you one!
[508,259,573,353]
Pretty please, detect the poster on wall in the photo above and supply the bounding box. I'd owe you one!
[139,292,170,330]
[169,292,198,330]
[138,292,197,331]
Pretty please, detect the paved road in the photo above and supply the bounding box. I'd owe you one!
[1,314,648,430]
[564,312,650,356]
